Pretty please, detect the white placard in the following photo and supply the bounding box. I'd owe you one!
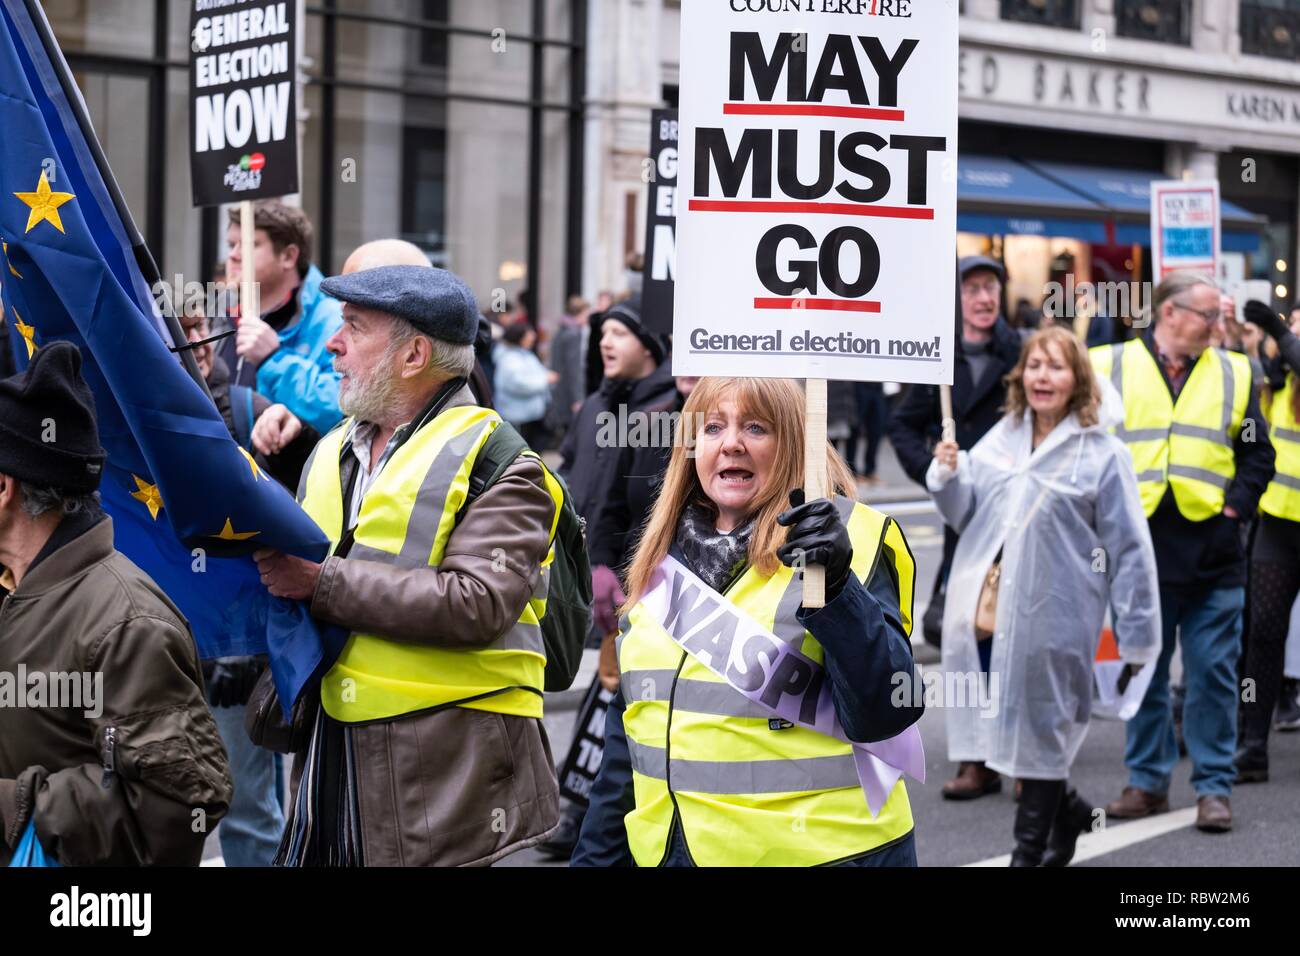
[1150,179,1220,281]
[674,0,958,385]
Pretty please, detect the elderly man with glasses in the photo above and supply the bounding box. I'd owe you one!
[1089,272,1276,835]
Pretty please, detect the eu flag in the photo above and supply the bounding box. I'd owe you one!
[0,0,338,712]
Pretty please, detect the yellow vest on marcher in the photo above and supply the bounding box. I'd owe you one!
[299,405,561,723]
[617,498,915,867]
[1260,377,1300,522]
[1090,339,1251,521]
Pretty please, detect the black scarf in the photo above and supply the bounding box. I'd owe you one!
[674,502,756,593]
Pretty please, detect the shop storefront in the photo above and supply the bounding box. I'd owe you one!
[44,0,586,326]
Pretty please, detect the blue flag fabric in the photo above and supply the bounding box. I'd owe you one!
[0,0,342,713]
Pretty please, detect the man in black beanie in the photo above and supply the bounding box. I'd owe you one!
[0,342,232,866]
[546,296,674,859]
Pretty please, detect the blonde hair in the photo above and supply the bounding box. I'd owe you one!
[1003,325,1101,428]
[621,377,856,607]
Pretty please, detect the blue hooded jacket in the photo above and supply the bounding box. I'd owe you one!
[253,264,343,434]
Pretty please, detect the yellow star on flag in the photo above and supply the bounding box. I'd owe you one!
[12,307,36,358]
[238,446,267,481]
[214,518,258,541]
[2,241,20,278]
[129,475,163,520]
[14,171,75,234]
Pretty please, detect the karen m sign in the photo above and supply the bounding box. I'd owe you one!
[189,0,299,206]
[674,0,958,385]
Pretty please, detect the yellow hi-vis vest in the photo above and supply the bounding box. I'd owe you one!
[299,405,562,723]
[617,497,915,867]
[1261,377,1300,522]
[1090,339,1251,521]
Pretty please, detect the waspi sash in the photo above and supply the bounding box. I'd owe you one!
[640,555,926,815]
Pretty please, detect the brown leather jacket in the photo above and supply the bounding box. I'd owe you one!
[284,386,561,866]
[0,513,232,866]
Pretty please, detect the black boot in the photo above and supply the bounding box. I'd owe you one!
[1041,788,1094,867]
[1234,739,1269,783]
[1010,780,1065,867]
[536,803,585,860]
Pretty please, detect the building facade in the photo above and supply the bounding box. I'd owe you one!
[585,0,1300,316]
[45,0,586,329]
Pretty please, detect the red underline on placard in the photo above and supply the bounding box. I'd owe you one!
[754,298,882,313]
[723,102,905,122]
[688,199,934,220]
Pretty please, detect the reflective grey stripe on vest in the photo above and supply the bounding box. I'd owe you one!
[1109,343,1125,397]
[1271,473,1300,492]
[490,621,545,654]
[619,670,769,719]
[1275,426,1300,444]
[1216,350,1236,434]
[346,541,427,570]
[1115,426,1168,443]
[533,564,551,601]
[396,422,493,568]
[1170,422,1231,447]
[1167,464,1231,490]
[1136,469,1166,484]
[297,440,323,505]
[626,739,859,794]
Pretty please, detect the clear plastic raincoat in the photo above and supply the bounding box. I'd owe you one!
[926,407,1161,779]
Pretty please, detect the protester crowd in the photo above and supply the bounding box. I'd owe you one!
[2,200,1299,868]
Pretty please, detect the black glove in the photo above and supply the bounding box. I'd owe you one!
[205,656,267,709]
[776,489,854,601]
[1243,300,1289,341]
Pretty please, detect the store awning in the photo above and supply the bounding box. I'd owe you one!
[956,155,1110,244]
[957,156,1269,253]
[1023,160,1268,253]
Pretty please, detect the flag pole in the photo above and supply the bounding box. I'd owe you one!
[19,0,211,400]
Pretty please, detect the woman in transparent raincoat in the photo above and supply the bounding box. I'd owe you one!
[926,326,1161,866]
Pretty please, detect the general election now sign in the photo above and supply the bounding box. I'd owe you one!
[189,0,299,206]
[674,0,958,385]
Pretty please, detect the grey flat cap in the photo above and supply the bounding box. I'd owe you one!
[959,255,1006,283]
[320,265,479,344]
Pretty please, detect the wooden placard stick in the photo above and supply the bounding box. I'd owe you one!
[235,199,258,380]
[940,383,956,444]
[802,377,828,608]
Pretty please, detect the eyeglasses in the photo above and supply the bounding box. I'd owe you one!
[1170,300,1221,324]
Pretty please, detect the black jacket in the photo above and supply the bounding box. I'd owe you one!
[559,361,677,524]
[587,388,684,570]
[887,317,1024,487]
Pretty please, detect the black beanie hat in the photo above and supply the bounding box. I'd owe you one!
[601,296,666,365]
[0,341,106,494]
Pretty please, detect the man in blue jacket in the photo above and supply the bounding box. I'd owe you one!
[216,200,343,435]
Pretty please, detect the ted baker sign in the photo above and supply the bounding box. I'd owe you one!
[674,0,957,384]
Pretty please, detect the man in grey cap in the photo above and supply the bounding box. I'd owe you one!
[250,264,562,866]
[887,254,1024,800]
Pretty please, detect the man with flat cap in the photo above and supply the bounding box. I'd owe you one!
[0,343,232,866]
[251,265,562,866]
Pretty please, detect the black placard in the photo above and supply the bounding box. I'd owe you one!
[557,677,616,806]
[189,0,299,206]
[641,108,678,336]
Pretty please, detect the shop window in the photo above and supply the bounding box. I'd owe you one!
[419,0,450,68]
[1116,0,1191,45]
[1242,0,1300,60]
[999,0,1080,30]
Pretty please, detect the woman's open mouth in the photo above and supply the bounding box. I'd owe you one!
[717,468,754,486]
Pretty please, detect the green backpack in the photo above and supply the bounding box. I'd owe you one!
[458,421,593,693]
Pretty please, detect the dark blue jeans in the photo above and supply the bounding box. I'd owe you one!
[1125,586,1244,797]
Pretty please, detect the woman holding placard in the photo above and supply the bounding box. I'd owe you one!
[571,377,925,867]
[927,327,1161,866]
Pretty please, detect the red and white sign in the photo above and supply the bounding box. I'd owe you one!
[1150,180,1220,280]
[673,0,958,385]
